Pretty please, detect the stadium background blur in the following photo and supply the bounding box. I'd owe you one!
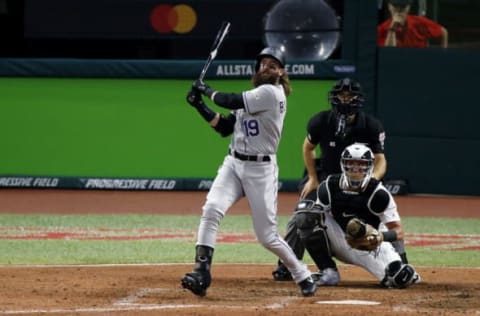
[0,0,479,196]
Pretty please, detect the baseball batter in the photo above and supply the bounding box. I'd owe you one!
[294,143,420,288]
[181,47,316,297]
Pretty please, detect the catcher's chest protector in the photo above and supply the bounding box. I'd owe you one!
[328,175,381,231]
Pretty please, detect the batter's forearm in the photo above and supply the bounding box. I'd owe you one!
[211,92,244,109]
[194,101,217,123]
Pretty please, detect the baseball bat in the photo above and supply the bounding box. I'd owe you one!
[198,21,231,81]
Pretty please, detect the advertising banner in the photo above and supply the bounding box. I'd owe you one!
[24,0,277,39]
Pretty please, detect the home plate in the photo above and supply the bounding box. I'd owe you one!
[316,300,381,305]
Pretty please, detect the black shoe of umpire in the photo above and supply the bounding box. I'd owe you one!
[181,270,211,297]
[272,263,293,281]
[298,276,317,297]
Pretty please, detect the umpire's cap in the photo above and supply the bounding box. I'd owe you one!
[388,0,413,5]
[255,47,285,71]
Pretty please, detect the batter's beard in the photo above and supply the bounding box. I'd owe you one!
[252,71,279,87]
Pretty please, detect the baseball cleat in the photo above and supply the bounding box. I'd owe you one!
[181,271,210,297]
[412,273,421,284]
[272,264,293,281]
[311,268,340,286]
[298,276,317,297]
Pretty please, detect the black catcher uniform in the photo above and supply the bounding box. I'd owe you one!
[293,143,419,288]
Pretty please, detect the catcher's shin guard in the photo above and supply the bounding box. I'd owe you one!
[304,229,337,272]
[294,205,336,272]
[272,214,305,281]
[284,214,306,260]
[181,245,214,296]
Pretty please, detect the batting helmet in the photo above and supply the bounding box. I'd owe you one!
[340,143,374,190]
[328,77,365,115]
[255,47,286,71]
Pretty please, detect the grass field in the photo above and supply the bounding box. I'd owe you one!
[0,214,479,267]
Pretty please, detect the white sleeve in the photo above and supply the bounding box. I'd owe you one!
[242,85,276,114]
[379,196,401,225]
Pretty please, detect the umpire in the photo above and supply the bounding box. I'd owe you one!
[273,78,408,283]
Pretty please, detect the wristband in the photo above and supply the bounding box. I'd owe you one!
[205,87,215,99]
[382,230,398,242]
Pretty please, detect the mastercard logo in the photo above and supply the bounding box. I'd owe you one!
[150,4,197,34]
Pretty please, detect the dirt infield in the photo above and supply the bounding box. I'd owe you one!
[0,264,479,316]
[0,189,479,315]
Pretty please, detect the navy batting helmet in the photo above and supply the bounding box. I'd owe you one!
[255,47,286,71]
[328,77,365,115]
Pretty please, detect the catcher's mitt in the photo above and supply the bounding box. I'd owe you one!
[345,218,383,251]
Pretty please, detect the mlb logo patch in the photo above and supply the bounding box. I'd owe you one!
[329,141,336,147]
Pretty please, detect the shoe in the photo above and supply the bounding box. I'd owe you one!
[412,273,421,284]
[181,271,211,297]
[311,268,340,286]
[272,264,293,281]
[298,276,317,297]
[381,263,417,289]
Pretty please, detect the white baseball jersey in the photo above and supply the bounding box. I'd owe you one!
[227,84,286,155]
[196,83,312,283]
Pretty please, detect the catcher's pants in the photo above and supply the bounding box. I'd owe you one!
[323,212,401,280]
[196,155,311,283]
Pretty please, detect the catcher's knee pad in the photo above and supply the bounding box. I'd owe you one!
[382,261,417,289]
[294,200,325,235]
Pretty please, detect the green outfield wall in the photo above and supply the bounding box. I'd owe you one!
[0,78,333,187]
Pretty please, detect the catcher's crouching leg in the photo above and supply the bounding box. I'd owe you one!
[272,211,306,281]
[295,203,339,286]
[381,260,420,289]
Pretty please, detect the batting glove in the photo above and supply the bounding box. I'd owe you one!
[193,79,215,98]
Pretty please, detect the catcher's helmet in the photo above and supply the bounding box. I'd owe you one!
[255,47,286,71]
[340,143,374,190]
[328,77,365,115]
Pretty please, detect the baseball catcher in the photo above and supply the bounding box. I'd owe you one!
[284,143,420,289]
[273,78,410,282]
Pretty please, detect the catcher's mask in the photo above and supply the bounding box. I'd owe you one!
[255,47,286,71]
[328,77,365,116]
[340,143,374,190]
